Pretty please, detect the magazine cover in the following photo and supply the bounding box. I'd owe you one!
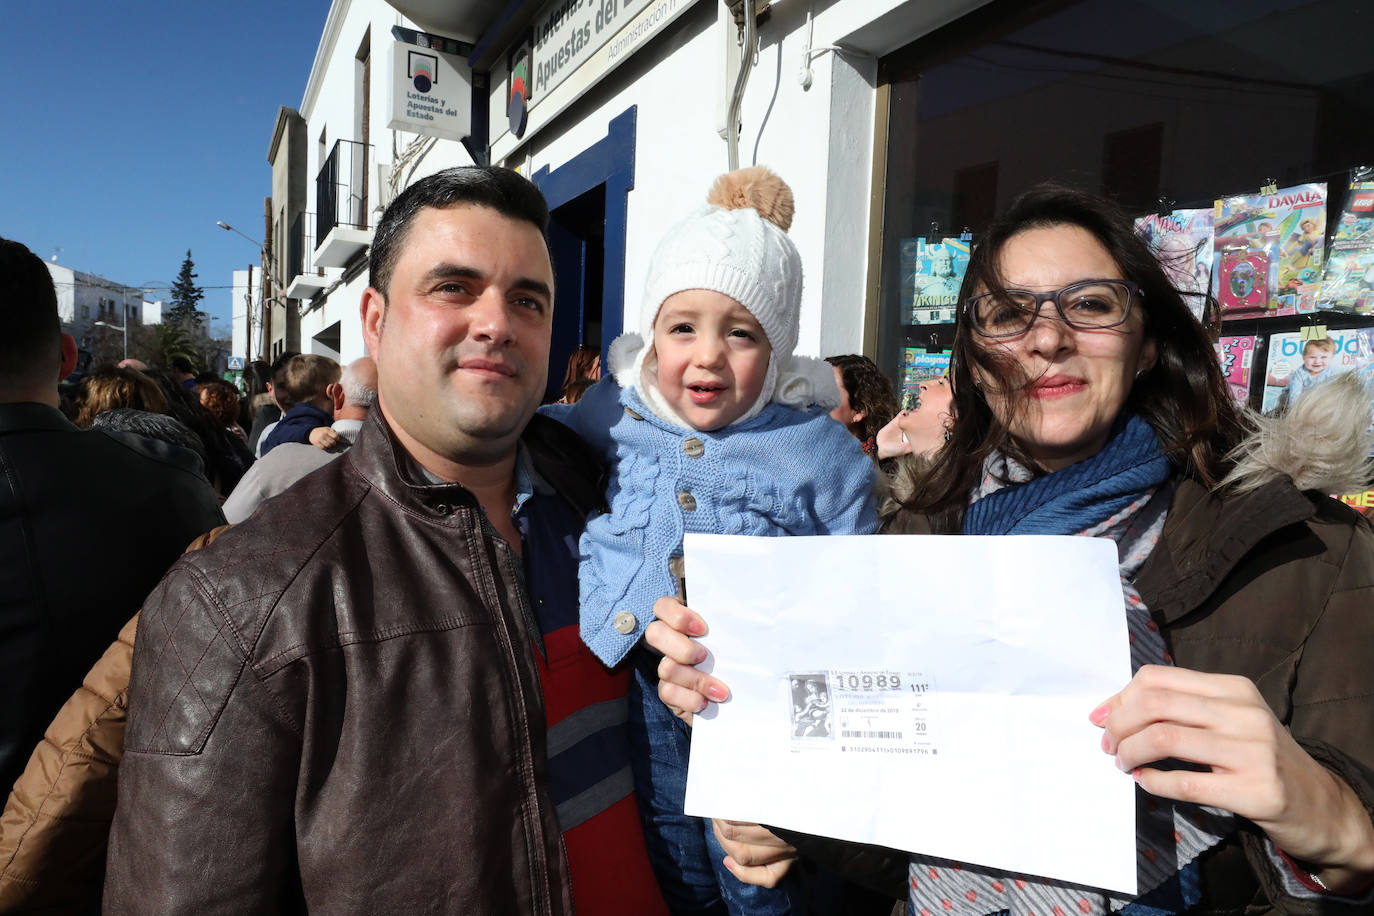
[900,237,970,325]
[899,347,951,407]
[1134,208,1214,321]
[1214,335,1256,404]
[1213,183,1327,317]
[1316,180,1374,313]
[1260,328,1374,413]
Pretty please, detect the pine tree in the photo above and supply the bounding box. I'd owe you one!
[167,249,207,326]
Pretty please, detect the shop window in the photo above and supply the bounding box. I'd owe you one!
[874,0,1374,410]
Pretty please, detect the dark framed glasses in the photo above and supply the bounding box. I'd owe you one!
[966,279,1142,339]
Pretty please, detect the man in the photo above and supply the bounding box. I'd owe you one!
[258,354,340,456]
[169,356,197,389]
[249,350,298,456]
[105,167,666,913]
[221,356,376,523]
[0,238,224,792]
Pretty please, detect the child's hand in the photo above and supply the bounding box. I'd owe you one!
[645,596,730,726]
[309,427,341,450]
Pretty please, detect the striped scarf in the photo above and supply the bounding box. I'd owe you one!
[908,416,1233,916]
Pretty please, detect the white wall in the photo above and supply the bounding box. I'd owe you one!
[493,0,971,360]
[297,0,477,363]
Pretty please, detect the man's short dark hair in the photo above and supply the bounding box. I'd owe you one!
[171,356,196,375]
[368,166,550,297]
[0,237,61,386]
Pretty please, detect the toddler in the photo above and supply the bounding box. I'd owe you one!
[547,167,877,913]
[1276,337,1334,411]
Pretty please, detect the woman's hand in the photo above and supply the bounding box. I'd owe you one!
[1094,665,1374,892]
[712,819,798,887]
[308,426,340,450]
[643,596,731,726]
[875,412,914,459]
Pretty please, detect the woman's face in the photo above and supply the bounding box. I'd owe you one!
[971,224,1156,471]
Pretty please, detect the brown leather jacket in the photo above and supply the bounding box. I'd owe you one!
[103,409,605,914]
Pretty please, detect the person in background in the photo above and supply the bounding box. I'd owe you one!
[170,356,197,390]
[874,374,954,461]
[258,354,340,456]
[0,236,223,797]
[825,354,899,461]
[239,359,274,433]
[221,357,377,524]
[648,186,1374,913]
[199,379,248,443]
[74,366,168,428]
[558,344,602,404]
[249,352,297,455]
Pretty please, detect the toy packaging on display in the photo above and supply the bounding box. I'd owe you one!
[1316,180,1374,313]
[900,237,970,325]
[1214,335,1257,404]
[1213,183,1327,317]
[1134,208,1215,321]
[1260,327,1374,414]
[899,347,951,407]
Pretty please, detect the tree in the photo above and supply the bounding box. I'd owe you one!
[167,250,207,326]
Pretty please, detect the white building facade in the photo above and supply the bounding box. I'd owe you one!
[282,0,1374,404]
[45,261,150,363]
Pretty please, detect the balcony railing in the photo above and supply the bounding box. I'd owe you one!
[316,139,371,242]
[288,211,316,279]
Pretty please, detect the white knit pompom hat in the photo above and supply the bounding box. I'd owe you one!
[609,166,840,426]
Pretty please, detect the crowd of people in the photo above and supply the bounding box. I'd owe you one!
[0,161,1371,915]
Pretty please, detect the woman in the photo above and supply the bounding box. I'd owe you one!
[75,366,167,427]
[874,375,953,461]
[826,354,899,460]
[647,186,1374,911]
[558,345,602,404]
[199,378,249,443]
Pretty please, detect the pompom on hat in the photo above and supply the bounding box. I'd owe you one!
[610,166,840,426]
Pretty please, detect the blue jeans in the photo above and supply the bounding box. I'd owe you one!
[628,661,804,915]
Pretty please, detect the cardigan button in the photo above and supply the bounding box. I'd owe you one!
[677,490,697,511]
[682,437,705,458]
[613,610,638,635]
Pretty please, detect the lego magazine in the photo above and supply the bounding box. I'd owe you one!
[1134,208,1214,321]
[1316,180,1374,313]
[1214,183,1327,317]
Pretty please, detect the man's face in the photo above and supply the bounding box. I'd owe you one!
[361,203,554,467]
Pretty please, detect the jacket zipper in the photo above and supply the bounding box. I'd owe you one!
[482,530,558,916]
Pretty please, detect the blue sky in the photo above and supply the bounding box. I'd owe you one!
[1,1,331,342]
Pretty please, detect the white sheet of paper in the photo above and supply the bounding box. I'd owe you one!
[681,533,1138,895]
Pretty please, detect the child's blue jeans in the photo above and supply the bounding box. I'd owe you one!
[628,658,804,915]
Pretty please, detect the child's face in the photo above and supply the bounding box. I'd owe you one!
[1303,346,1331,374]
[653,290,772,431]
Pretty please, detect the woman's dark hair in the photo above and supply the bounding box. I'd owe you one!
[242,360,272,400]
[904,184,1247,532]
[825,354,898,445]
[560,346,601,402]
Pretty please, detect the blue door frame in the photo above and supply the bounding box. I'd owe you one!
[532,106,636,395]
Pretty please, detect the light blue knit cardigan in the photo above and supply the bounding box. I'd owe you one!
[543,378,879,666]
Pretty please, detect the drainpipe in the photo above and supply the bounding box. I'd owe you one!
[725,0,758,170]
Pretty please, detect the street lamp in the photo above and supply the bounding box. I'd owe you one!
[217,220,278,364]
[216,220,263,249]
[94,319,128,360]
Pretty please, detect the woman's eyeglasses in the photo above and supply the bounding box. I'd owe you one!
[965,279,1141,339]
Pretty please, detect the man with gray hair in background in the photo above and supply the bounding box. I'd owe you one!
[221,356,377,523]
